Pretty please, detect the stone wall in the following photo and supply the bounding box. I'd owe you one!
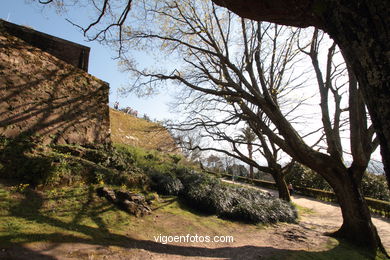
[0,19,90,72]
[0,29,110,145]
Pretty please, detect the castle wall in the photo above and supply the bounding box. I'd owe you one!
[0,19,90,72]
[0,29,110,145]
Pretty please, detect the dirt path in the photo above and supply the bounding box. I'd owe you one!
[223,179,390,251]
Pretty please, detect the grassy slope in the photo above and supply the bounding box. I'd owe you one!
[110,108,177,152]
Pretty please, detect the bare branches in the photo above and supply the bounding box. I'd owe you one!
[93,0,377,182]
[37,0,133,56]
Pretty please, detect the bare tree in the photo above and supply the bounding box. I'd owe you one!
[172,128,203,161]
[116,1,384,254]
[211,0,390,196]
[33,0,133,55]
[173,112,296,202]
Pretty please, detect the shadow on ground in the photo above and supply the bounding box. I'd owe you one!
[0,187,376,259]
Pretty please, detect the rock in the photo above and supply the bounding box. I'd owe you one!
[96,187,117,202]
[116,191,146,203]
[121,200,140,216]
[97,187,152,217]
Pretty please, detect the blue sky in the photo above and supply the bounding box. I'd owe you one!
[1,0,174,121]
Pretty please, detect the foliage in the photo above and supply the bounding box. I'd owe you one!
[0,135,55,186]
[151,168,297,224]
[361,173,390,201]
[226,164,249,177]
[236,126,257,144]
[114,143,185,174]
[285,162,390,201]
[205,155,224,173]
[0,136,148,188]
[52,144,135,171]
[285,163,332,192]
[0,135,296,224]
[148,170,183,195]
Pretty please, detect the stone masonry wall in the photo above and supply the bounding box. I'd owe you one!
[0,29,110,145]
[0,19,90,72]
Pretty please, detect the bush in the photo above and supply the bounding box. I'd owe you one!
[114,144,178,173]
[150,169,297,224]
[0,136,297,223]
[149,170,183,195]
[218,186,297,223]
[361,173,390,201]
[179,171,221,214]
[52,144,135,172]
[0,135,55,186]
[285,163,332,191]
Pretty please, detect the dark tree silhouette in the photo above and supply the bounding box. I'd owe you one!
[211,0,390,196]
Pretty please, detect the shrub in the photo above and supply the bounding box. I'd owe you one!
[0,135,55,186]
[218,186,297,223]
[361,173,390,201]
[52,144,135,172]
[285,163,332,191]
[148,170,183,195]
[150,168,297,224]
[179,172,220,213]
[49,144,149,188]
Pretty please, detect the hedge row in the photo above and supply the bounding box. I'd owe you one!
[285,162,390,201]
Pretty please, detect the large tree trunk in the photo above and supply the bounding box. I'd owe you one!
[324,167,386,256]
[321,1,390,191]
[272,171,291,202]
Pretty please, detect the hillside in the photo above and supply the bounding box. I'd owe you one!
[110,109,177,152]
[0,134,386,259]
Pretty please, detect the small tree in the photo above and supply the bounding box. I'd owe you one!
[236,125,256,179]
[206,154,224,172]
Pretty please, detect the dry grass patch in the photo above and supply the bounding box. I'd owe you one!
[110,109,177,152]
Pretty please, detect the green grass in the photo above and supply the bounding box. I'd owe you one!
[292,203,315,220]
[0,184,128,245]
[0,183,241,246]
